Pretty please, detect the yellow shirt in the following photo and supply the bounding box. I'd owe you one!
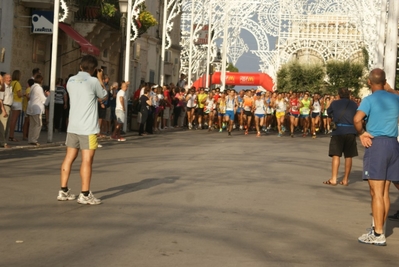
[197,93,207,108]
[11,80,22,103]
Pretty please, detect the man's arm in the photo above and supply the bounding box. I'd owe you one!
[119,96,125,112]
[354,110,373,148]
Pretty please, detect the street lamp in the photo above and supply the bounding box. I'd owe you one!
[119,0,132,132]
[119,0,128,13]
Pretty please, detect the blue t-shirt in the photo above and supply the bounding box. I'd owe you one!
[358,90,399,138]
[327,98,358,135]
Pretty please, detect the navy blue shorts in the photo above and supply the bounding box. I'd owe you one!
[290,113,299,118]
[363,137,399,182]
[311,112,320,118]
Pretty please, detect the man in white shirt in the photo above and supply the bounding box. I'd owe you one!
[0,73,13,148]
[112,81,129,141]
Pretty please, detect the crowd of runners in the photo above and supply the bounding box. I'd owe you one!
[143,85,362,138]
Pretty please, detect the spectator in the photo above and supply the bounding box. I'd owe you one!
[54,78,67,132]
[22,79,34,140]
[27,74,48,146]
[0,73,13,148]
[9,70,23,141]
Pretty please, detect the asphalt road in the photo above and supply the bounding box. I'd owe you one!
[1,129,399,267]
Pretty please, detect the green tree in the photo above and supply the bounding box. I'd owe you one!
[326,61,364,96]
[227,63,239,72]
[277,61,325,93]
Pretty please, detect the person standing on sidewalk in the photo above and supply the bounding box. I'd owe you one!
[27,74,48,146]
[112,81,128,141]
[354,68,399,246]
[57,55,107,205]
[0,73,13,148]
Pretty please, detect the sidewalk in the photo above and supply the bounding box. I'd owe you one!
[0,126,184,151]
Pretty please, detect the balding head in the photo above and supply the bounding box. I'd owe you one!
[368,68,386,86]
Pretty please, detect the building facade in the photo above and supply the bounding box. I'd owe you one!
[0,0,181,93]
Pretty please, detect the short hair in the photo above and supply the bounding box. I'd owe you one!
[11,70,21,81]
[32,68,40,76]
[27,78,34,87]
[338,88,350,99]
[144,87,151,94]
[34,74,44,84]
[56,78,63,85]
[369,68,386,85]
[80,55,98,73]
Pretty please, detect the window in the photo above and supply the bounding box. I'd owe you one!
[149,70,155,83]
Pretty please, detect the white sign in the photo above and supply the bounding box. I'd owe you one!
[194,25,210,45]
[32,12,53,34]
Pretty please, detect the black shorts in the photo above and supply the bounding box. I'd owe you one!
[196,108,204,116]
[329,134,358,158]
[244,110,252,117]
[311,112,320,118]
[98,106,106,119]
[186,107,195,112]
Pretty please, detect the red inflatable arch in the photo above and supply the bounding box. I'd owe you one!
[192,72,275,92]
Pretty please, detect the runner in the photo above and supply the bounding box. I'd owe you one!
[225,89,238,136]
[265,91,273,133]
[243,90,254,135]
[196,87,207,129]
[274,92,287,137]
[299,92,311,137]
[185,87,197,129]
[253,92,266,137]
[289,92,300,137]
[236,90,245,130]
[311,93,321,138]
[322,95,332,134]
[204,91,215,131]
[217,91,227,132]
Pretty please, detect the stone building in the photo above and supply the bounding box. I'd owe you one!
[0,0,181,92]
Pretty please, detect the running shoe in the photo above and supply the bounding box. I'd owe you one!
[57,189,76,201]
[77,192,102,205]
[388,210,399,221]
[257,132,261,137]
[281,126,286,132]
[118,137,126,142]
[222,122,226,129]
[233,124,236,129]
[290,133,294,138]
[245,130,248,135]
[219,128,222,132]
[228,131,231,136]
[239,125,243,130]
[277,133,282,137]
[312,133,316,139]
[358,232,386,246]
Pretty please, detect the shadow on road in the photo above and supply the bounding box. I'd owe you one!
[96,176,180,200]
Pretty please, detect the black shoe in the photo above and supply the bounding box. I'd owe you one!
[228,131,231,136]
[388,210,399,221]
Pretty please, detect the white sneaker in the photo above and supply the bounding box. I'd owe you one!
[77,192,102,205]
[358,231,386,246]
[57,189,76,201]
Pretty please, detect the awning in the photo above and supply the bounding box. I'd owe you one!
[59,23,100,56]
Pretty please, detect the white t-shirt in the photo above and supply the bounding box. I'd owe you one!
[116,90,126,111]
[275,99,286,112]
[186,93,197,108]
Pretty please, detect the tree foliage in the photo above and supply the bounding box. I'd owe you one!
[227,63,239,72]
[326,61,364,96]
[277,61,324,93]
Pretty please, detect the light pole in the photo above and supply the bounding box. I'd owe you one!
[160,0,168,86]
[119,0,132,132]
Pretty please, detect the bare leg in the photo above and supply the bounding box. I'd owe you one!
[61,147,79,188]
[80,149,96,192]
[330,156,340,184]
[368,180,391,234]
[341,157,352,185]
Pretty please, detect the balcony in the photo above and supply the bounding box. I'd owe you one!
[74,0,121,30]
[20,0,53,9]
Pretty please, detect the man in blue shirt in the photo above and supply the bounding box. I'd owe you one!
[354,68,399,246]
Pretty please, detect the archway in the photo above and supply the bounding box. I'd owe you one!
[192,72,274,92]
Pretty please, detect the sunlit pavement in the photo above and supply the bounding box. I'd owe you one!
[1,129,399,266]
